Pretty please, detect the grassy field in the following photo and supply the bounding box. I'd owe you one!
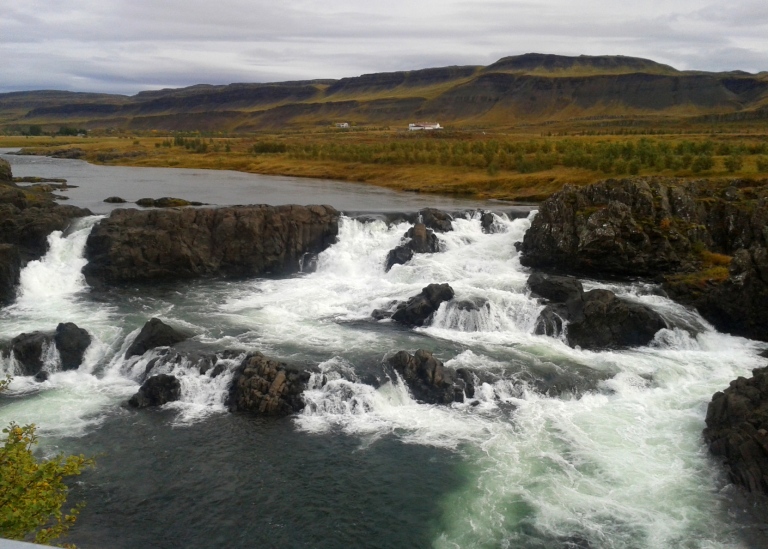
[2,129,767,201]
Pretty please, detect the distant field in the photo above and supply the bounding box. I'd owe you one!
[2,128,767,201]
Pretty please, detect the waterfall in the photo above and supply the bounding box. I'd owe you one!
[0,211,763,548]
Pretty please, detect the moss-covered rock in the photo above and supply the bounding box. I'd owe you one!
[0,158,12,183]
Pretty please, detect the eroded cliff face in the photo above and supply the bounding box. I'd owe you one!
[704,365,768,495]
[83,204,339,285]
[517,177,768,341]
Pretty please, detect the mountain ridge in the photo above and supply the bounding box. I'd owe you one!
[2,53,767,132]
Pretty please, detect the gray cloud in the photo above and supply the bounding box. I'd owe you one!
[1,0,766,95]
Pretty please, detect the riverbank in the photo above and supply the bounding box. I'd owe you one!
[3,129,768,201]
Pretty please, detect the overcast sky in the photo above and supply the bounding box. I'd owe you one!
[1,0,767,96]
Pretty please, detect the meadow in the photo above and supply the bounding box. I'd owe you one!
[3,127,768,201]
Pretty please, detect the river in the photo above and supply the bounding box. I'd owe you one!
[0,153,765,548]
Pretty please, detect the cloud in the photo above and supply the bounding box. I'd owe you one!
[0,0,766,94]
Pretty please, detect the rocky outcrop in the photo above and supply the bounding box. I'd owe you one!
[518,177,768,278]
[704,366,768,494]
[518,177,768,341]
[381,283,455,326]
[0,244,21,305]
[128,374,182,408]
[4,322,91,375]
[83,204,339,285]
[667,246,768,342]
[54,322,92,370]
[530,273,666,349]
[0,183,91,263]
[0,159,12,183]
[0,159,90,305]
[384,223,441,271]
[104,196,127,203]
[13,148,85,160]
[125,318,189,359]
[388,349,472,404]
[228,352,314,416]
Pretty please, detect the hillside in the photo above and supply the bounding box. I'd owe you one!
[2,53,767,132]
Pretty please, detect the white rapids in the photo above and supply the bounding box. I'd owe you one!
[0,211,765,548]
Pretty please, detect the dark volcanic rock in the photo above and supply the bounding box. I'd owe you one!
[529,273,666,349]
[104,196,127,203]
[480,211,496,233]
[518,177,768,278]
[9,331,52,376]
[128,374,182,408]
[83,204,339,285]
[384,245,414,271]
[666,245,768,342]
[228,352,314,416]
[518,177,768,341]
[405,224,440,253]
[419,208,454,233]
[384,222,440,271]
[528,272,584,303]
[125,318,189,358]
[54,322,91,370]
[564,289,667,349]
[0,244,21,305]
[0,159,12,183]
[135,197,203,208]
[704,366,768,494]
[390,283,455,326]
[388,349,469,404]
[0,161,91,267]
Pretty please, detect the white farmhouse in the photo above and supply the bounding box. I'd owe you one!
[408,122,442,131]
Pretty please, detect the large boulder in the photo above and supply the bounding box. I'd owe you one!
[564,289,667,349]
[390,283,455,326]
[528,272,584,303]
[384,245,414,271]
[54,322,92,370]
[83,204,339,285]
[228,352,314,416]
[419,208,454,233]
[704,366,768,494]
[530,274,666,349]
[128,374,182,408]
[125,318,189,358]
[5,322,93,375]
[8,331,51,376]
[384,223,440,271]
[0,244,21,306]
[388,349,471,404]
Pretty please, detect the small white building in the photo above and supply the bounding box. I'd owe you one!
[408,122,442,131]
[335,122,350,128]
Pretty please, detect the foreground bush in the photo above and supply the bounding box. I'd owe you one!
[0,378,94,546]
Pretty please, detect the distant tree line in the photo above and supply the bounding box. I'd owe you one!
[285,137,768,175]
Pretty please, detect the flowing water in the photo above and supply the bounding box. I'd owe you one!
[0,154,766,548]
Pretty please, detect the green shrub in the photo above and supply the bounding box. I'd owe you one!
[723,154,743,173]
[691,155,714,173]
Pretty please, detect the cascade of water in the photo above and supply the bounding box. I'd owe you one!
[0,209,764,547]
